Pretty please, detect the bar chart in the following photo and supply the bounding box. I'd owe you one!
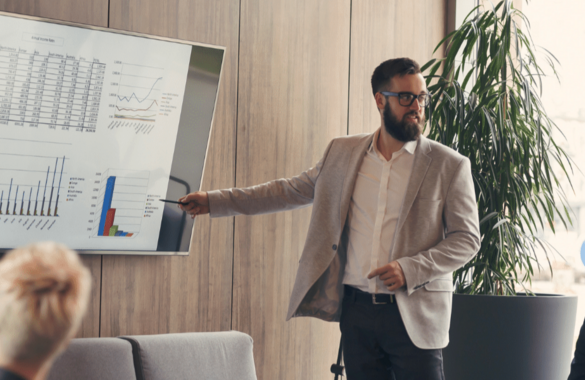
[93,169,149,238]
[0,148,67,218]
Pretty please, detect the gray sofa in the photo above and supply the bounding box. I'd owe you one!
[47,331,257,380]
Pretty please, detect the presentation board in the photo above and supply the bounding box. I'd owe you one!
[0,12,224,255]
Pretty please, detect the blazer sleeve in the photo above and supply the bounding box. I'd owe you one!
[207,139,334,218]
[396,157,481,296]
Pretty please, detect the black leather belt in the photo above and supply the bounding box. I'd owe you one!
[344,285,394,304]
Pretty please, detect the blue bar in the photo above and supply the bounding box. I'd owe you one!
[98,176,116,236]
[115,231,123,236]
[121,232,128,236]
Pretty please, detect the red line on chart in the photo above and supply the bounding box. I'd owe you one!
[115,100,158,112]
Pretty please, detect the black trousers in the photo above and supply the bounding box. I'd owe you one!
[340,286,445,380]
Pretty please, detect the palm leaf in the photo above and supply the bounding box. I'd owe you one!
[422,0,573,295]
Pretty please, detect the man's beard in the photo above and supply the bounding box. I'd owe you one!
[383,102,423,142]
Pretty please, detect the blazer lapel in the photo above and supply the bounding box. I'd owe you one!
[396,136,432,233]
[339,133,374,230]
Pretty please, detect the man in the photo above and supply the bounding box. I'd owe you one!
[0,242,91,380]
[179,58,480,379]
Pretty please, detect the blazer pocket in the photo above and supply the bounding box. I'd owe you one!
[424,279,453,292]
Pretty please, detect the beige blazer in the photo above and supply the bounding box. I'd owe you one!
[208,133,480,349]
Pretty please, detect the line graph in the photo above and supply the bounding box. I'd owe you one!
[116,99,159,112]
[114,63,164,122]
[117,77,162,103]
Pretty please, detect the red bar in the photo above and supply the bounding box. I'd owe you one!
[102,208,116,236]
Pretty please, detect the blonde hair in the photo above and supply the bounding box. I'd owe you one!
[0,242,91,363]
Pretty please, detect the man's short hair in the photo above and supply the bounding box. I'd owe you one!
[0,242,91,364]
[371,58,421,96]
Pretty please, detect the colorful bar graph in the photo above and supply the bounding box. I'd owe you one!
[103,208,116,237]
[96,174,138,237]
[98,176,116,236]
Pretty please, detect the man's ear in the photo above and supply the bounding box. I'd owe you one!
[374,92,386,112]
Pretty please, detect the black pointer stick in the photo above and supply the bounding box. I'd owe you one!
[159,199,190,206]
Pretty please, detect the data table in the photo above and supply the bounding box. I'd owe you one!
[0,47,105,130]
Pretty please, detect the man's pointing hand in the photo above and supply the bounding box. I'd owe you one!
[179,191,210,219]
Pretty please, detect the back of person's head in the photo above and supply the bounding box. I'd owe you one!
[371,57,421,96]
[0,242,91,366]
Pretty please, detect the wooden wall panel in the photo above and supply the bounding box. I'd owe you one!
[233,0,350,379]
[100,0,239,336]
[76,256,101,337]
[0,0,107,339]
[348,0,448,136]
[0,0,107,26]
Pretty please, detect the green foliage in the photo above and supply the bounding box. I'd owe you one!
[422,0,573,295]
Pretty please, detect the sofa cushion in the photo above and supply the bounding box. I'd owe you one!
[47,337,136,380]
[120,331,257,380]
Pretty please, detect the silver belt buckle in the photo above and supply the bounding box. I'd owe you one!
[372,293,387,305]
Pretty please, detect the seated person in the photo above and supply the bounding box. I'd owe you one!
[0,242,91,380]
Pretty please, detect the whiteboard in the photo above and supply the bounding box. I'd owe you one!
[0,12,225,255]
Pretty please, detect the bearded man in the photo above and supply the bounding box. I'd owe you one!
[179,58,480,380]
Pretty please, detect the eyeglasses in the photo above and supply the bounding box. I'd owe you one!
[380,91,430,108]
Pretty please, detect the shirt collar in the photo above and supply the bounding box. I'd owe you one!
[403,140,417,154]
[369,129,418,159]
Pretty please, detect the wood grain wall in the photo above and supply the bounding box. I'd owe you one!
[0,0,449,378]
[233,1,350,378]
[348,1,448,136]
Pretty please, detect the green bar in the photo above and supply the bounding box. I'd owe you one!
[109,225,119,236]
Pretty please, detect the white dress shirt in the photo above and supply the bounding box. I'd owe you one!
[342,129,417,294]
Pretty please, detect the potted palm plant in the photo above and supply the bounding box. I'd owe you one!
[422,1,578,379]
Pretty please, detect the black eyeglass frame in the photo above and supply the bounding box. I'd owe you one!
[379,91,430,108]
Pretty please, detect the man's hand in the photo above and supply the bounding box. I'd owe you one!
[178,191,210,219]
[367,261,406,292]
